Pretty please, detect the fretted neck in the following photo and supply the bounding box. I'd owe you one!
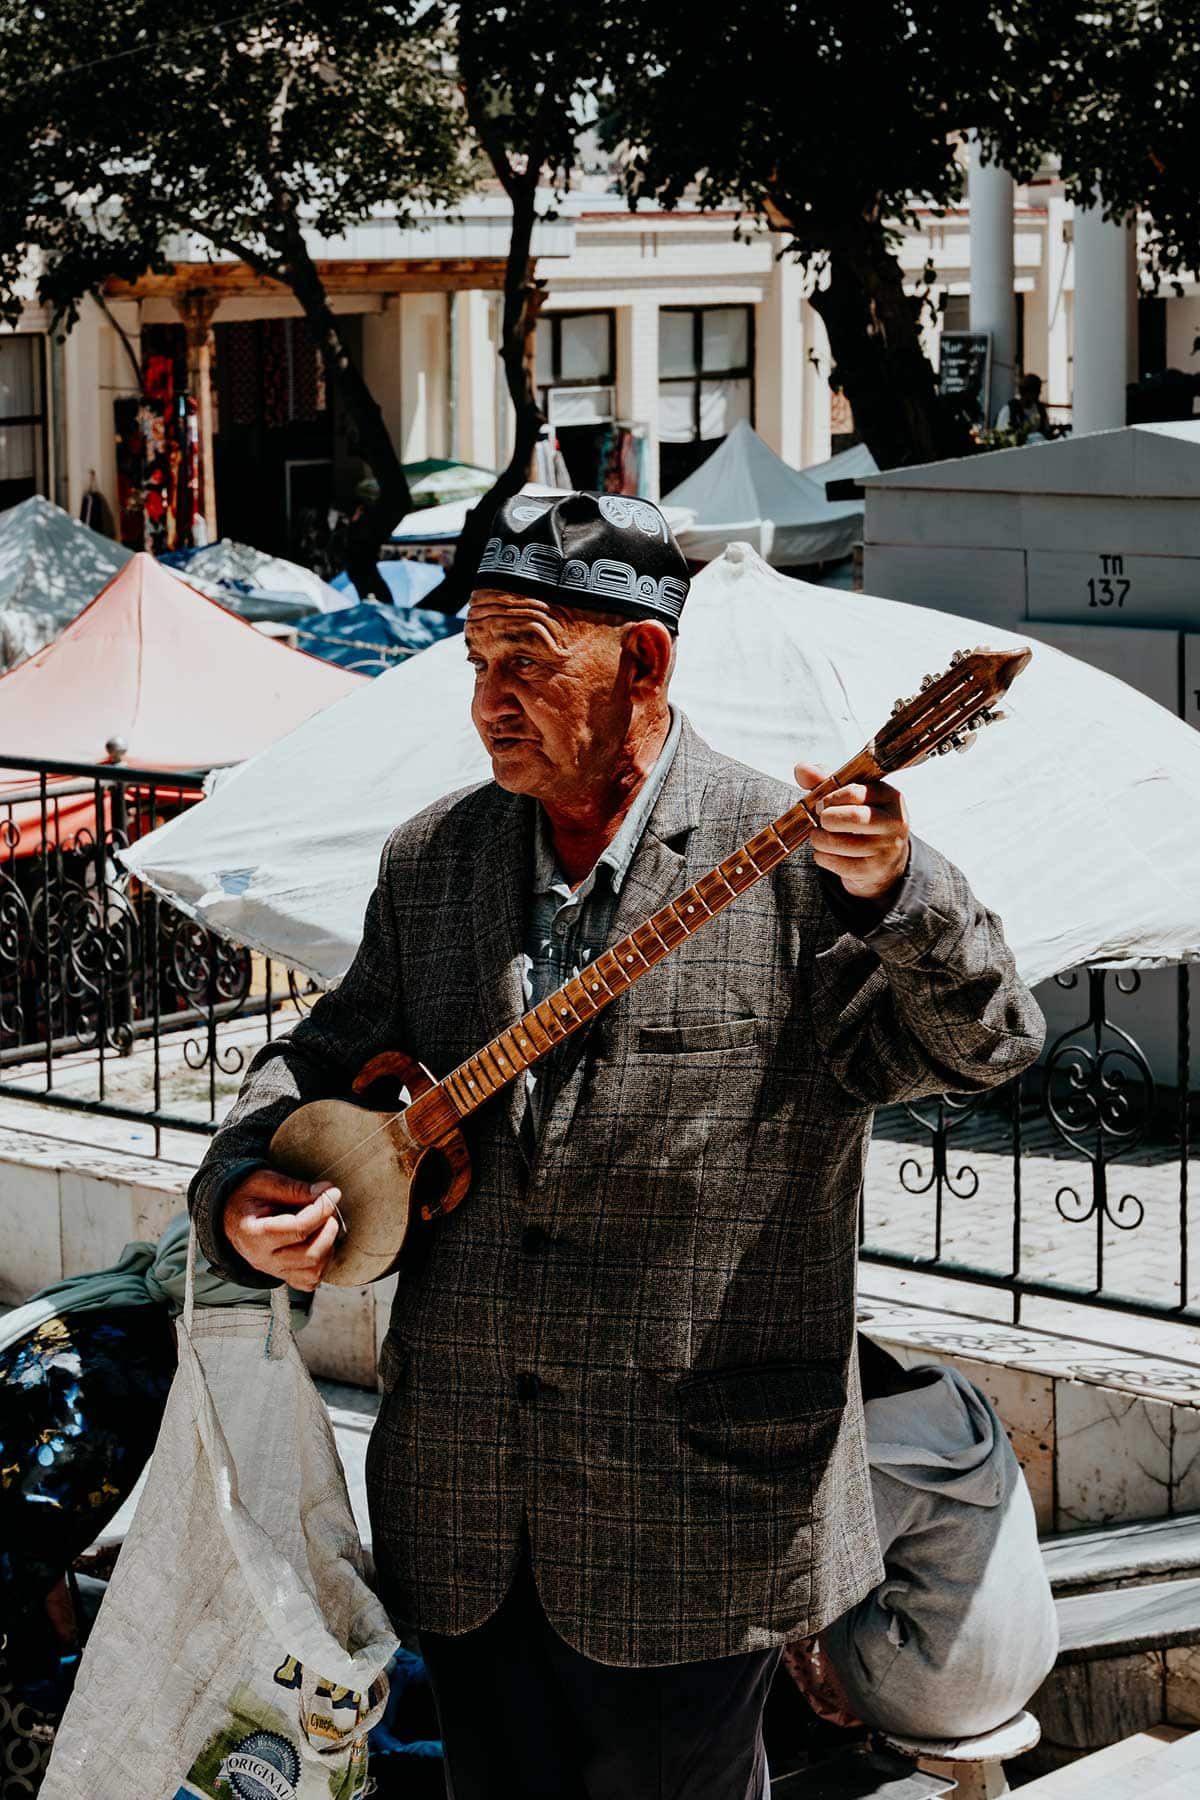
[406,747,877,1135]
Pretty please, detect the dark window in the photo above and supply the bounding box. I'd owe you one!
[0,334,48,509]
[535,311,617,488]
[657,305,754,492]
[941,293,971,336]
[1138,297,1167,379]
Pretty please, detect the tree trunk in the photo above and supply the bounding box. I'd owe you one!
[807,214,974,470]
[276,216,411,601]
[437,178,547,613]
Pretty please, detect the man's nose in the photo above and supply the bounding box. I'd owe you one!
[474,667,522,722]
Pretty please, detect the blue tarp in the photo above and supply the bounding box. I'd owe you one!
[294,601,461,675]
[331,560,446,608]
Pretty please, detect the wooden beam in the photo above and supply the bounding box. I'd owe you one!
[104,258,507,302]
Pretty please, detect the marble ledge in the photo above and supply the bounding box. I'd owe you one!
[860,1295,1200,1412]
[0,1124,191,1194]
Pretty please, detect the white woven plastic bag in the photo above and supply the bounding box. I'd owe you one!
[41,1234,398,1800]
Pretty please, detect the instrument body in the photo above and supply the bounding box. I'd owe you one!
[271,1051,470,1285]
[268,646,1031,1285]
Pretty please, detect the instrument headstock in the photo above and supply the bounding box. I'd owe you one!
[867,646,1031,777]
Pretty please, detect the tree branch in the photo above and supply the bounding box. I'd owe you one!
[89,285,143,390]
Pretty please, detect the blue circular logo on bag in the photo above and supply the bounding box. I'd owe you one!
[218,1729,301,1800]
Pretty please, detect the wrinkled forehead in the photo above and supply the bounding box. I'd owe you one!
[465,589,605,649]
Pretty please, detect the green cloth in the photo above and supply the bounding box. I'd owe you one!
[0,1213,309,1356]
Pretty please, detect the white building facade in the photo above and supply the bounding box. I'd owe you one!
[1,177,1193,546]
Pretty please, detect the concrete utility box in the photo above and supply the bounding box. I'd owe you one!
[862,420,1200,640]
[862,422,1200,1086]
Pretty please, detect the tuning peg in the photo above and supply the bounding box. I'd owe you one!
[966,714,984,731]
[949,649,967,666]
[953,733,976,753]
[987,707,1008,725]
[920,674,935,690]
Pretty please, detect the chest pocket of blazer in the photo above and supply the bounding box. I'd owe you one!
[678,1359,846,1475]
[635,1016,758,1056]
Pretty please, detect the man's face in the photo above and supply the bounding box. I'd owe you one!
[465,590,630,807]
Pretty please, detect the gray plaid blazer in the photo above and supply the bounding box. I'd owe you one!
[190,716,1043,1666]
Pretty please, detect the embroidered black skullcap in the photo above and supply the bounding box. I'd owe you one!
[471,491,690,632]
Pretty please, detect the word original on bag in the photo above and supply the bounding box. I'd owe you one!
[215,1728,301,1800]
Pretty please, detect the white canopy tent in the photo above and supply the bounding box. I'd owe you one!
[392,484,695,546]
[122,543,1200,988]
[664,422,875,566]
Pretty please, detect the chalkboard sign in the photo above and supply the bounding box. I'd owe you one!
[939,331,992,427]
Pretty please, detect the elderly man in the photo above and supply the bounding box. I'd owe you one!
[189,492,1043,1800]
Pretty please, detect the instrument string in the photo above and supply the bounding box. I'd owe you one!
[297,794,834,1197]
[284,659,1018,1217]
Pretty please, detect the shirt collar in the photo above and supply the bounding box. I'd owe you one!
[533,706,682,900]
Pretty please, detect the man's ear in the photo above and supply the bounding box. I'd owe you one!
[623,620,674,694]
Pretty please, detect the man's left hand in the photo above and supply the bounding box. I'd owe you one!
[794,762,910,903]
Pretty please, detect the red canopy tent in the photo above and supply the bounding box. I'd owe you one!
[0,553,366,856]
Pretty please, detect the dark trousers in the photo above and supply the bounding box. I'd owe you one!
[418,1550,779,1800]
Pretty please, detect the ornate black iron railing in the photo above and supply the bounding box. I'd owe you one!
[1,754,1195,1326]
[861,962,1197,1326]
[0,753,316,1151]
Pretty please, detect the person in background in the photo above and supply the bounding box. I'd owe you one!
[997,372,1053,439]
[783,1334,1058,1742]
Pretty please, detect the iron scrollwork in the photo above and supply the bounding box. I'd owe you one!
[27,833,141,1056]
[1045,967,1153,1235]
[898,1090,985,1203]
[166,915,254,1075]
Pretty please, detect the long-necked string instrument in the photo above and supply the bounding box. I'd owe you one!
[270,646,1031,1284]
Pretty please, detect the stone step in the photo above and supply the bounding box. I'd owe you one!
[769,1748,953,1797]
[1042,1513,1200,1595]
[1015,1727,1183,1796]
[1057,1726,1200,1799]
[1055,1575,1200,1662]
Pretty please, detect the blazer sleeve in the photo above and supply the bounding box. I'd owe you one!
[809,834,1045,1106]
[188,834,406,1285]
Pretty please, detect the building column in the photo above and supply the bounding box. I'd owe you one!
[617,299,660,498]
[757,240,804,466]
[799,299,833,467]
[399,292,450,462]
[1072,203,1137,435]
[360,297,404,469]
[1044,190,1072,420]
[451,290,497,469]
[175,288,219,543]
[968,134,1017,422]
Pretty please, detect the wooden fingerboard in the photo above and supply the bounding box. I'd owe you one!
[438,789,826,1122]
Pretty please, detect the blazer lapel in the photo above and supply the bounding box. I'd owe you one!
[468,785,535,1138]
[605,714,711,948]
[544,717,713,1129]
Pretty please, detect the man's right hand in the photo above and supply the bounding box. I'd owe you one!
[223,1169,342,1290]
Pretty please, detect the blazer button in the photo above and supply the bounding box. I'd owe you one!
[521,1225,549,1255]
[515,1372,541,1404]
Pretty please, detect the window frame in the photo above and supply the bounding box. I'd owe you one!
[536,308,617,402]
[0,332,49,501]
[657,303,756,444]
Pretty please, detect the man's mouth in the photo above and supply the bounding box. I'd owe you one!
[489,735,535,752]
